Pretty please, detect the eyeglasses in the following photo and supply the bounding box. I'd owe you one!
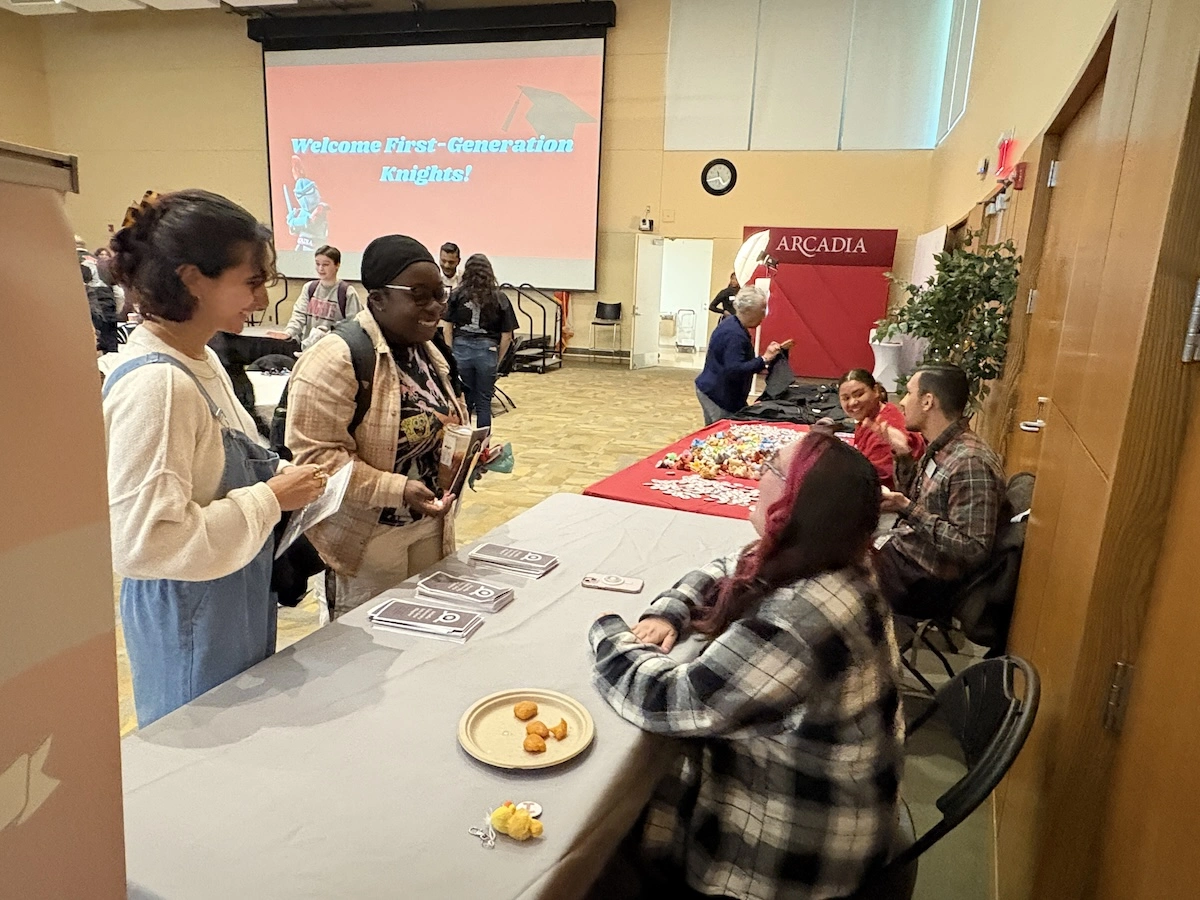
[761,451,785,482]
[386,284,446,306]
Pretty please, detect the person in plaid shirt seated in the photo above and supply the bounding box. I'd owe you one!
[590,432,904,900]
[871,364,1007,618]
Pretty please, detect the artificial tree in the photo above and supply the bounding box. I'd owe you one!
[876,230,1021,411]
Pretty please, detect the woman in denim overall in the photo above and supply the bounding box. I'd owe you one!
[103,191,326,727]
[103,354,280,725]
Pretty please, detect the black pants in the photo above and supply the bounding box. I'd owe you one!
[873,543,959,619]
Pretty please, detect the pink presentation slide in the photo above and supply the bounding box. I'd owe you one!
[265,47,603,285]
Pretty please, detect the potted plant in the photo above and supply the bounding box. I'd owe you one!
[877,231,1021,410]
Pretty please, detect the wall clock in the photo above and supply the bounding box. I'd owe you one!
[702,158,737,196]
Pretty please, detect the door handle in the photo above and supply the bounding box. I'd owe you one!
[1020,396,1049,433]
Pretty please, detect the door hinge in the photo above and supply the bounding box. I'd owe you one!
[1181,278,1200,362]
[1102,661,1134,733]
[1026,288,1038,314]
[1047,160,1060,187]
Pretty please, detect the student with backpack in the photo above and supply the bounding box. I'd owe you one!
[269,244,360,349]
[285,234,468,618]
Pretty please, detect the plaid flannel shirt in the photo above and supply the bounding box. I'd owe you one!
[890,420,1006,582]
[285,310,468,576]
[590,556,904,900]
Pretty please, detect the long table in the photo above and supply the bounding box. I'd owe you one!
[122,494,754,900]
[583,419,810,520]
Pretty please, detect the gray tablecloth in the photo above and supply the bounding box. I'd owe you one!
[122,493,754,899]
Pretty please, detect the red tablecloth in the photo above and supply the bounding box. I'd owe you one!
[583,420,810,520]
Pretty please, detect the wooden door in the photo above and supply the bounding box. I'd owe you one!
[1004,84,1104,475]
[994,0,1200,896]
[1094,375,1200,898]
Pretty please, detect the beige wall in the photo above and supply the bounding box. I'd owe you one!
[19,0,1116,348]
[0,15,52,149]
[927,0,1118,228]
[38,10,268,251]
[584,0,930,347]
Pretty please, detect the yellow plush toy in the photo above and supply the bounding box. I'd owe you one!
[490,801,544,841]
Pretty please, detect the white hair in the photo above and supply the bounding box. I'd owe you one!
[732,285,767,315]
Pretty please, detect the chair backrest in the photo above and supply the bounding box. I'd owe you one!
[595,301,622,321]
[893,655,1040,868]
[953,472,1035,649]
[497,339,517,376]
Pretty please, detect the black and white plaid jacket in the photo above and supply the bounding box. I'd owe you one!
[590,556,905,900]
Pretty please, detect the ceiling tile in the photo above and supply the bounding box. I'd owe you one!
[1,0,77,15]
[139,0,219,8]
[68,0,144,9]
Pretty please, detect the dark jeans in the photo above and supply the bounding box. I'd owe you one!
[874,542,960,619]
[453,333,500,429]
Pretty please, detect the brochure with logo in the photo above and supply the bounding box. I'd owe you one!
[467,543,558,577]
[367,599,484,643]
[415,572,514,613]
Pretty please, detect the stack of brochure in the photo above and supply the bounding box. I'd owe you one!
[467,543,559,578]
[415,572,514,613]
[367,599,484,644]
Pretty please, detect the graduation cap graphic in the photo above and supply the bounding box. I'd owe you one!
[502,86,596,141]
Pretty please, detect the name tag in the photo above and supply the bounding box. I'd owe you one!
[924,459,938,479]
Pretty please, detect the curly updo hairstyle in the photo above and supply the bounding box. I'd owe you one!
[108,190,275,323]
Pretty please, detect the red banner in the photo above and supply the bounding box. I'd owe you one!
[743,227,897,268]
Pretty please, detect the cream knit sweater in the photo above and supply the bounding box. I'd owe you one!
[104,328,282,582]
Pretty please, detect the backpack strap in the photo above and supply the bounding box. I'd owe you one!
[268,320,376,461]
[333,319,376,435]
[302,280,318,307]
[336,281,350,317]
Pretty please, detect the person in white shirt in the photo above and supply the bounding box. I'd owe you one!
[270,244,361,349]
[102,189,326,726]
[439,241,462,294]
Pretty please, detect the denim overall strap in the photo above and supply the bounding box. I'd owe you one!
[103,352,222,419]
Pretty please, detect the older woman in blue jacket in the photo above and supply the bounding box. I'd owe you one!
[694,286,781,424]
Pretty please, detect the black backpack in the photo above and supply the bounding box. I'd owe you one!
[269,319,376,461]
[953,472,1035,651]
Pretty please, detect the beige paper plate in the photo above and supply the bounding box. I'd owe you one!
[458,688,595,770]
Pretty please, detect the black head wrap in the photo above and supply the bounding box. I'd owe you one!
[360,234,435,290]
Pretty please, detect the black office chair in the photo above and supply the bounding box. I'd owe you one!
[900,472,1036,694]
[840,655,1041,900]
[591,301,622,360]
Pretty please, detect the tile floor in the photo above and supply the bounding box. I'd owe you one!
[109,359,990,900]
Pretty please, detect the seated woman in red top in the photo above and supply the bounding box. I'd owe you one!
[839,368,925,488]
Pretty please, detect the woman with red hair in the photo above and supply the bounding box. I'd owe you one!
[589,432,904,900]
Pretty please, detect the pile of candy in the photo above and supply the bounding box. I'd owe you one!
[644,475,760,507]
[656,424,803,480]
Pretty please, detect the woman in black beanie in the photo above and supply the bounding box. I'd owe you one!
[285,234,469,617]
